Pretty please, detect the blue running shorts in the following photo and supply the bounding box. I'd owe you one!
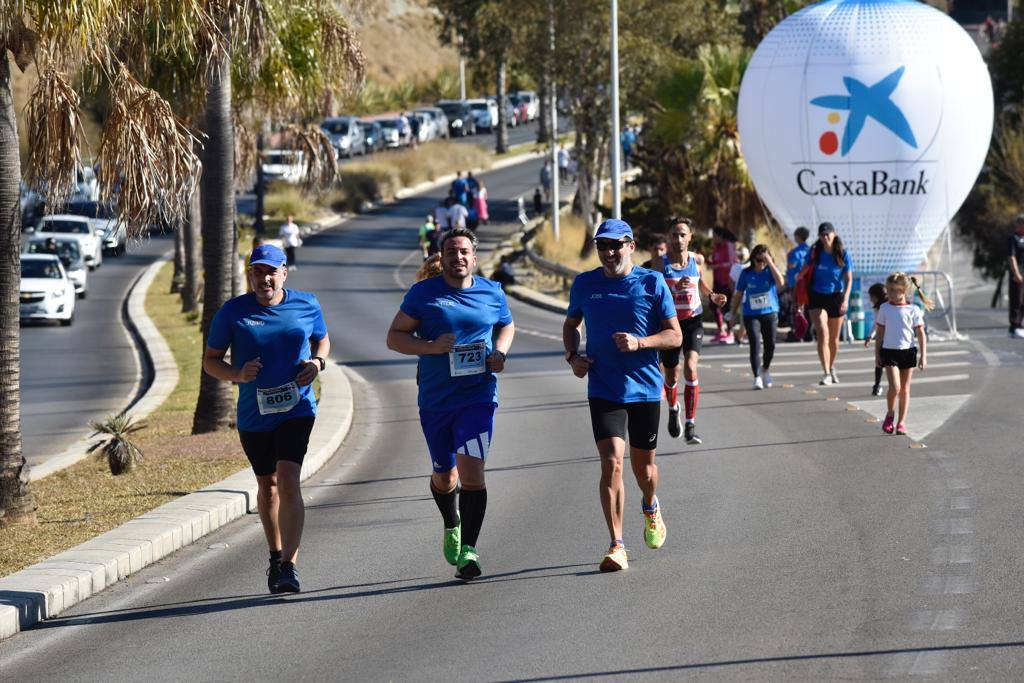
[419,402,497,473]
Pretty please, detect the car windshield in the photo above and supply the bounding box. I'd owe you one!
[41,219,89,234]
[359,123,375,132]
[321,120,351,134]
[469,102,487,111]
[438,104,463,116]
[379,121,399,130]
[27,240,81,260]
[264,152,297,165]
[21,260,62,279]
[64,201,112,219]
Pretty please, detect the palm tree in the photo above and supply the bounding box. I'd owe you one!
[0,2,207,527]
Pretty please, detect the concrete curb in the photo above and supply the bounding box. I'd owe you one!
[29,253,180,482]
[0,361,353,643]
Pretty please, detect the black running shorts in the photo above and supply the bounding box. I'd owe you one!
[659,316,704,368]
[238,416,316,476]
[808,290,845,319]
[588,398,660,450]
[880,347,918,370]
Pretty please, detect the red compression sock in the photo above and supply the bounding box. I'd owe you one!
[684,380,699,422]
[665,384,678,408]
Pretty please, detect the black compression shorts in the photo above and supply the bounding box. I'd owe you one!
[880,347,918,370]
[588,398,660,450]
[238,416,316,476]
[808,290,845,319]
[659,316,704,368]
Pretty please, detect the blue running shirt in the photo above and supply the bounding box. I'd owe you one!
[786,242,811,289]
[567,267,675,403]
[400,276,513,411]
[811,249,853,294]
[208,290,327,432]
[735,267,780,316]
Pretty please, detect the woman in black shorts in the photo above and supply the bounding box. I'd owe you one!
[806,222,853,386]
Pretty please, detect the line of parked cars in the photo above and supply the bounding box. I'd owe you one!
[18,178,130,326]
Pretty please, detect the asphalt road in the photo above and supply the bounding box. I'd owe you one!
[5,159,1024,680]
[19,235,172,469]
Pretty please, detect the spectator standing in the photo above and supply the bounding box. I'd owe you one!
[449,199,469,230]
[278,215,302,269]
[621,127,637,168]
[729,246,750,345]
[1008,214,1024,339]
[451,171,469,206]
[466,171,480,201]
[435,197,451,231]
[533,187,543,216]
[408,112,421,148]
[785,226,813,342]
[540,161,553,204]
[419,215,437,260]
[557,146,570,181]
[708,227,738,343]
[475,180,489,225]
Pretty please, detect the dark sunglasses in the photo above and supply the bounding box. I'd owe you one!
[595,239,630,251]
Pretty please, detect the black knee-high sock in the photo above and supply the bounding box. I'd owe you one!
[459,488,487,547]
[874,366,883,387]
[430,482,459,528]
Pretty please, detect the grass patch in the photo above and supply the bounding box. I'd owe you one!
[0,263,246,577]
[506,132,574,158]
[533,213,601,273]
[263,183,333,225]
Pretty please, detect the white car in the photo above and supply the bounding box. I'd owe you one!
[466,98,499,132]
[516,91,539,121]
[261,149,307,185]
[20,254,76,326]
[63,199,126,256]
[36,214,103,270]
[23,236,89,298]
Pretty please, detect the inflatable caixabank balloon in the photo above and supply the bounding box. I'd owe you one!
[737,0,994,275]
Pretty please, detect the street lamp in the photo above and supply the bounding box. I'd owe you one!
[610,0,621,219]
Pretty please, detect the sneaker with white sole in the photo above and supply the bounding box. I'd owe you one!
[1011,329,1024,339]
[819,373,833,386]
[752,376,764,390]
[761,369,772,388]
[829,369,839,384]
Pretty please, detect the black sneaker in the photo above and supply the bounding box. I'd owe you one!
[684,423,702,445]
[267,559,282,594]
[277,562,300,593]
[667,404,682,439]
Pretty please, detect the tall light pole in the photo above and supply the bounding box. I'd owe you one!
[609,0,621,219]
[457,32,467,100]
[550,0,559,240]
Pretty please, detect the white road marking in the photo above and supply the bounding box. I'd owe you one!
[855,393,971,440]
[949,496,975,510]
[392,249,421,290]
[769,362,970,378]
[931,546,975,565]
[932,518,974,535]
[702,341,958,360]
[812,374,970,391]
[719,350,968,368]
[923,576,975,594]
[911,609,964,631]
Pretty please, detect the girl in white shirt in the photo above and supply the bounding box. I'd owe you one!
[874,272,933,435]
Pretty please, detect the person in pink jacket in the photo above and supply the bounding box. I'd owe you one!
[475,181,489,225]
[708,227,737,342]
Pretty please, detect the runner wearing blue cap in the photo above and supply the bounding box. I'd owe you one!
[563,218,682,572]
[386,227,515,580]
[202,244,330,594]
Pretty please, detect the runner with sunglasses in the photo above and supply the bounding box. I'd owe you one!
[656,217,727,443]
[731,245,785,389]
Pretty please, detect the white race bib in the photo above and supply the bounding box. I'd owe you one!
[449,342,487,377]
[257,382,300,415]
[749,293,772,311]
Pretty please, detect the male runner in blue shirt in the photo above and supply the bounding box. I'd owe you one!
[562,219,682,572]
[203,244,330,594]
[387,227,515,580]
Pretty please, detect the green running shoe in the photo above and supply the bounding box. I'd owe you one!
[644,505,667,549]
[443,516,462,566]
[455,545,481,580]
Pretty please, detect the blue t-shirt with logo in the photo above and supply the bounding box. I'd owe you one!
[208,290,327,432]
[811,249,853,294]
[400,276,513,411]
[786,242,811,289]
[735,267,780,316]
[567,267,675,403]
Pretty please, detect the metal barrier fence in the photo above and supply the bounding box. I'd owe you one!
[855,270,960,340]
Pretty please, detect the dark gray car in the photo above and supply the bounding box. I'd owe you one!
[321,116,367,158]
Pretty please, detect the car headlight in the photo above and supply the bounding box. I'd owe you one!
[53,287,65,298]
[452,119,462,127]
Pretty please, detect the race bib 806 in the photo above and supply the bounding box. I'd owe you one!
[257,381,300,415]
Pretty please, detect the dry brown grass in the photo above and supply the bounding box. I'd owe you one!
[534,213,601,273]
[0,263,246,578]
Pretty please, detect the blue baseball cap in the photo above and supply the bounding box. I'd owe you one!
[249,244,287,268]
[594,218,634,241]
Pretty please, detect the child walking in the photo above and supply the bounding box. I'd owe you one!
[874,273,933,435]
[863,282,887,396]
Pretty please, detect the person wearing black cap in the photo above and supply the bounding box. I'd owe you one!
[1007,214,1024,339]
[202,244,330,594]
[806,222,853,385]
[563,218,682,572]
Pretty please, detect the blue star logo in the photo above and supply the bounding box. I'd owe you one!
[811,66,918,156]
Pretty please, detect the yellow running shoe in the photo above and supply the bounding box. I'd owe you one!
[644,505,667,549]
[599,543,628,572]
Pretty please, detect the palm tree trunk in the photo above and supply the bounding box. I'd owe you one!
[537,77,550,144]
[192,51,236,434]
[495,52,508,155]
[181,185,200,313]
[0,58,37,527]
[171,226,184,293]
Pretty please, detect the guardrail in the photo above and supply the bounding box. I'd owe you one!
[857,270,961,340]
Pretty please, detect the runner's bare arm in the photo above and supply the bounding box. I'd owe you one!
[487,321,516,372]
[765,252,786,289]
[296,333,331,386]
[386,310,455,355]
[613,316,682,352]
[917,324,927,370]
[695,254,727,306]
[203,346,261,383]
[562,315,593,377]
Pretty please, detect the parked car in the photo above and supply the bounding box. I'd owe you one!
[509,94,529,124]
[377,119,409,148]
[24,236,88,298]
[492,96,518,127]
[20,253,75,326]
[412,112,434,142]
[261,149,306,184]
[516,90,540,120]
[466,98,499,132]
[359,120,384,153]
[63,199,125,256]
[35,214,103,270]
[414,107,450,139]
[320,116,366,158]
[437,101,477,137]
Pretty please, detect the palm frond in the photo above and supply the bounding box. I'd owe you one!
[279,123,337,193]
[98,64,203,239]
[234,114,258,191]
[24,65,84,212]
[318,4,365,97]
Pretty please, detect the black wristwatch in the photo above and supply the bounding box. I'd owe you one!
[565,350,578,363]
[493,350,507,362]
[312,356,326,371]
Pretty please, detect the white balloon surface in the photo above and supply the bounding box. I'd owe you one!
[737,0,993,275]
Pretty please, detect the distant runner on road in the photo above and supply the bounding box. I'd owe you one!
[386,227,515,580]
[202,244,330,594]
[563,218,682,572]
[656,217,726,443]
